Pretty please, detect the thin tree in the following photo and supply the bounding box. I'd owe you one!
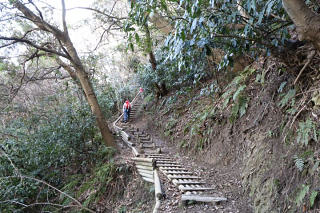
[0,0,116,147]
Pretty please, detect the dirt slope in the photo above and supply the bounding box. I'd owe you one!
[133,58,320,212]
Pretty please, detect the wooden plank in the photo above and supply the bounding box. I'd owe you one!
[141,144,156,148]
[156,161,178,164]
[160,167,188,171]
[132,157,154,163]
[172,180,206,185]
[139,172,154,179]
[149,157,173,160]
[157,164,183,167]
[148,154,166,156]
[135,161,154,167]
[154,158,172,161]
[168,175,200,179]
[178,186,215,191]
[163,171,193,175]
[139,170,154,177]
[154,169,163,199]
[181,195,227,204]
[132,147,140,157]
[141,176,154,183]
[136,165,154,170]
[121,131,131,140]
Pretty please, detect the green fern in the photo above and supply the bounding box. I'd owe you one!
[310,190,318,208]
[229,95,250,123]
[293,155,304,172]
[296,119,317,146]
[295,184,309,206]
[278,89,296,108]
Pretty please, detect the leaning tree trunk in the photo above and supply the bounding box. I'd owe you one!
[13,0,116,148]
[76,70,116,147]
[63,38,116,148]
[282,0,320,51]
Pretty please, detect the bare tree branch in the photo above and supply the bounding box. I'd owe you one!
[0,36,69,58]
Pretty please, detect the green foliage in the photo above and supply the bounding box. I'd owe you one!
[296,119,318,146]
[221,67,255,121]
[295,184,309,206]
[278,89,296,108]
[293,155,304,172]
[0,88,118,211]
[310,190,318,208]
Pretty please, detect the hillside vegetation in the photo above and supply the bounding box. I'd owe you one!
[1,0,320,212]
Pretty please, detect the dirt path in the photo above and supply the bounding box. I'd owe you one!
[129,113,253,213]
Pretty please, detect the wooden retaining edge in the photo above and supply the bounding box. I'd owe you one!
[136,165,154,170]
[138,168,154,175]
[142,176,154,183]
[132,157,154,163]
[154,169,163,199]
[181,195,227,205]
[136,161,154,167]
[132,147,140,157]
[153,169,162,213]
[139,171,154,178]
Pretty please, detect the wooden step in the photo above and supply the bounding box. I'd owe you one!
[160,167,188,171]
[156,161,179,165]
[140,144,156,149]
[178,186,215,191]
[154,158,172,161]
[168,175,201,179]
[157,164,183,167]
[181,195,227,205]
[163,171,194,175]
[172,180,206,185]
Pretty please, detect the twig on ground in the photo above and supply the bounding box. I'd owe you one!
[293,50,316,85]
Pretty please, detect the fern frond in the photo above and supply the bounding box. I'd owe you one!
[293,155,304,172]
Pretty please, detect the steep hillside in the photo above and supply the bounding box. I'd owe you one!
[142,57,320,212]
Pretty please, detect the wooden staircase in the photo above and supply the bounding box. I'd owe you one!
[113,91,227,209]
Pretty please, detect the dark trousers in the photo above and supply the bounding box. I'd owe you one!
[124,109,130,122]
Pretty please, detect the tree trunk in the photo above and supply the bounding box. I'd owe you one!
[12,0,116,148]
[144,23,168,98]
[282,0,320,50]
[76,70,116,147]
[62,37,116,148]
[149,52,157,71]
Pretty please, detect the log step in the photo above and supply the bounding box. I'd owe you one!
[172,180,206,185]
[179,186,215,191]
[181,195,227,204]
[156,161,178,164]
[141,144,156,148]
[141,176,154,183]
[160,167,188,171]
[168,175,201,179]
[163,171,194,175]
[157,164,184,167]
